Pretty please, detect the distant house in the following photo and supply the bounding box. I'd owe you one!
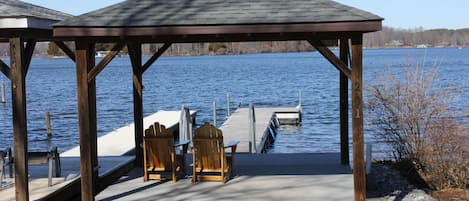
[386,40,404,47]
[96,51,108,57]
[416,44,428,48]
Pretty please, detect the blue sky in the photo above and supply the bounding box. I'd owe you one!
[23,0,469,30]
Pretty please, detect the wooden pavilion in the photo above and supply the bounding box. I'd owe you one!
[0,1,73,201]
[52,0,382,201]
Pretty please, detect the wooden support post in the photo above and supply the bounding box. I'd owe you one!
[351,35,366,201]
[128,42,144,167]
[226,93,231,117]
[339,38,350,165]
[212,101,217,126]
[75,40,97,201]
[88,43,98,183]
[10,37,29,201]
[45,112,52,136]
[1,81,5,103]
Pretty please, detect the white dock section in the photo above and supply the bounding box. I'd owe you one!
[220,107,300,153]
[0,156,134,201]
[62,110,196,157]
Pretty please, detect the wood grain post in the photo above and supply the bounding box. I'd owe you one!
[75,40,97,201]
[128,42,144,167]
[351,35,366,201]
[1,81,5,103]
[339,38,350,165]
[10,37,29,201]
[45,112,52,136]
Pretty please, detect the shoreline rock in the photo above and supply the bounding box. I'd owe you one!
[366,162,436,201]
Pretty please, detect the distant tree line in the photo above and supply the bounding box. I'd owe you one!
[1,26,468,57]
[364,26,469,47]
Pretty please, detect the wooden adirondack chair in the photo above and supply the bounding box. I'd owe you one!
[192,122,239,183]
[143,122,188,182]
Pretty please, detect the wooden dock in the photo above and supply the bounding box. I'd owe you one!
[62,110,196,157]
[220,107,301,153]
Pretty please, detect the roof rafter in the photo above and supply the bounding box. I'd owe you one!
[54,41,76,62]
[0,59,11,79]
[142,43,172,73]
[307,38,351,78]
[87,41,126,82]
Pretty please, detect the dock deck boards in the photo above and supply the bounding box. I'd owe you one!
[0,156,134,201]
[62,110,196,157]
[96,153,353,201]
[220,107,299,153]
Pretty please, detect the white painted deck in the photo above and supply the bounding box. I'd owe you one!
[62,110,196,157]
[220,107,300,153]
[0,156,134,201]
[96,153,353,201]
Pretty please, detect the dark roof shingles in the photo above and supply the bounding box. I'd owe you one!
[0,0,72,21]
[55,0,382,27]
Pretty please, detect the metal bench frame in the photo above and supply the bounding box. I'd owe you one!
[0,147,13,186]
[27,147,61,187]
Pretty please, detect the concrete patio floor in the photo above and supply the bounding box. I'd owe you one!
[97,153,354,201]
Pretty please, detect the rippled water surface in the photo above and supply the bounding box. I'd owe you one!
[0,48,467,156]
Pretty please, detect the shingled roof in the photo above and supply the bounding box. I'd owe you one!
[55,0,382,27]
[0,0,72,29]
[0,0,71,22]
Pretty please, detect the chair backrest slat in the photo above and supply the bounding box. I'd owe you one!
[193,123,226,171]
[144,122,174,170]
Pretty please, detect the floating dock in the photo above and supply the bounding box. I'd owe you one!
[62,110,196,157]
[220,107,301,153]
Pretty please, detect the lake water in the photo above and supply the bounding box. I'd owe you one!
[0,48,467,157]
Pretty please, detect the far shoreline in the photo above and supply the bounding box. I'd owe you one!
[0,46,465,60]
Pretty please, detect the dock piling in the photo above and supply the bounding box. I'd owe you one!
[212,101,217,126]
[248,103,257,153]
[1,81,5,103]
[298,90,302,108]
[226,93,231,118]
[45,112,52,136]
[366,143,372,174]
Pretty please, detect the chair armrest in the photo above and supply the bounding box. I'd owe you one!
[175,140,190,155]
[224,141,240,149]
[174,140,190,147]
[224,141,239,154]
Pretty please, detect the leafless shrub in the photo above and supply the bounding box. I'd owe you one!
[367,64,460,161]
[366,61,468,190]
[421,118,468,190]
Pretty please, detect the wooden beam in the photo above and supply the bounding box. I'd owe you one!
[0,59,10,79]
[307,38,351,78]
[351,35,366,201]
[128,42,144,166]
[53,21,382,37]
[87,41,125,82]
[23,40,36,77]
[10,37,29,201]
[75,40,97,201]
[339,38,350,165]
[54,41,76,62]
[142,43,171,73]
